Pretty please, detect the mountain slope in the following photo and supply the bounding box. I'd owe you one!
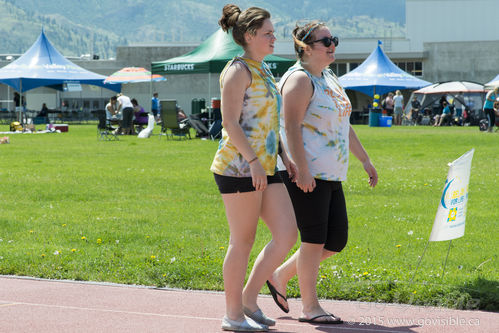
[0,0,405,57]
[0,0,126,58]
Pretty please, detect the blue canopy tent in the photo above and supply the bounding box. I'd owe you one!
[339,41,431,97]
[0,30,120,93]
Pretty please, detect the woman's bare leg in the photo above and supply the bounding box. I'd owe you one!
[221,191,262,321]
[269,248,336,312]
[242,184,297,311]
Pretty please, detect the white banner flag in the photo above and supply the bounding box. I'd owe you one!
[429,149,474,242]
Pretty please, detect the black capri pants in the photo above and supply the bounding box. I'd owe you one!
[279,171,348,252]
[121,107,134,128]
[484,108,496,129]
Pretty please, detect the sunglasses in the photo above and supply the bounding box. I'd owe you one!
[310,36,339,47]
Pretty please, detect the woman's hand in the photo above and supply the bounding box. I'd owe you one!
[363,160,378,188]
[280,150,297,182]
[250,159,267,191]
[284,159,298,182]
[296,170,316,193]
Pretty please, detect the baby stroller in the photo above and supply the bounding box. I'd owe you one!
[410,108,422,125]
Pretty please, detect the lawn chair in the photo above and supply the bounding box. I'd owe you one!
[159,99,191,140]
[32,116,48,125]
[96,109,118,141]
[209,108,222,140]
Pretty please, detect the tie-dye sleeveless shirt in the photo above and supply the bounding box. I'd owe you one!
[278,62,352,181]
[210,57,281,177]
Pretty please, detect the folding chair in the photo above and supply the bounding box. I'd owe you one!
[96,109,119,141]
[209,108,222,140]
[159,100,191,140]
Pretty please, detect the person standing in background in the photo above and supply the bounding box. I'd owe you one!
[116,93,134,135]
[151,92,160,121]
[382,92,394,117]
[483,87,498,132]
[14,92,24,123]
[393,90,404,125]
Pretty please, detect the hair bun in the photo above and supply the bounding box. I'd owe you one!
[219,4,241,32]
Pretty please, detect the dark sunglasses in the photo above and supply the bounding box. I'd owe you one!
[311,36,339,47]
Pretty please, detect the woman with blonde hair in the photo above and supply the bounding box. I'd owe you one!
[483,86,499,132]
[268,21,378,325]
[393,90,404,125]
[211,4,297,331]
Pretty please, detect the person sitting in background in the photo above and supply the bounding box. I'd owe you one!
[105,96,119,122]
[33,103,50,125]
[38,103,49,118]
[436,101,451,126]
[131,98,148,130]
[177,106,188,122]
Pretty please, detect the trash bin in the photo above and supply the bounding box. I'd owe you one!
[369,109,381,127]
[191,98,200,114]
[198,98,206,112]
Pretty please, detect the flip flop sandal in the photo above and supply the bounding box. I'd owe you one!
[298,313,343,325]
[266,280,289,313]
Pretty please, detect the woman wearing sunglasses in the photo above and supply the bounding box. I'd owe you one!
[267,21,378,325]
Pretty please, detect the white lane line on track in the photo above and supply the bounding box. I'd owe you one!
[0,300,409,333]
[0,303,19,307]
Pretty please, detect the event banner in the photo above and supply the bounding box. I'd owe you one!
[429,149,474,242]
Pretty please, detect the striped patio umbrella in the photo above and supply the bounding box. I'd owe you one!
[104,67,166,84]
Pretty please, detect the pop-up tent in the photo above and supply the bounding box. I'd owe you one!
[104,67,165,84]
[484,74,499,89]
[339,41,431,96]
[405,81,486,122]
[151,28,294,76]
[152,28,294,105]
[0,30,120,93]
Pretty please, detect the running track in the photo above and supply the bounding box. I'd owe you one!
[0,276,497,332]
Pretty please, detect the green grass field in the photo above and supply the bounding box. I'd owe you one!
[0,124,497,311]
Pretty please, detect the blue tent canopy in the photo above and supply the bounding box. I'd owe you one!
[0,30,120,93]
[339,41,431,96]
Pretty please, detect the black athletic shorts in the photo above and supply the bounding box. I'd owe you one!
[213,173,283,194]
[279,171,348,252]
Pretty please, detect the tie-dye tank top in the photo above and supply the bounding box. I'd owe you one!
[210,57,281,177]
[278,62,352,181]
